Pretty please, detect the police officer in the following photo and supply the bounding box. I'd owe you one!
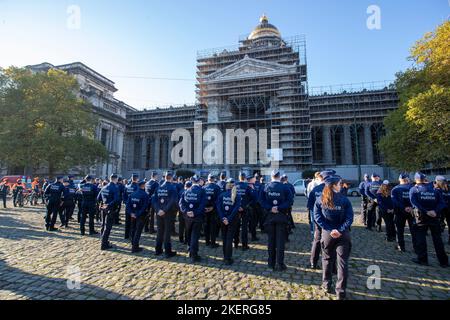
[410,172,448,267]
[281,175,296,242]
[313,175,354,300]
[59,178,77,228]
[376,180,396,242]
[306,170,335,269]
[115,177,125,225]
[233,172,253,250]
[79,175,99,236]
[216,178,241,265]
[144,171,159,234]
[153,171,178,258]
[97,174,120,250]
[123,173,139,240]
[41,178,49,204]
[246,175,259,242]
[203,174,221,248]
[359,174,371,226]
[0,178,9,209]
[217,171,227,192]
[391,173,416,252]
[127,180,149,253]
[75,179,85,223]
[434,176,450,244]
[365,173,382,231]
[179,181,192,244]
[260,169,294,271]
[180,175,207,262]
[44,176,65,231]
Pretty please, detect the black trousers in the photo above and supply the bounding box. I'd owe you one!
[13,190,18,207]
[361,196,368,225]
[156,211,175,253]
[77,200,82,223]
[59,203,75,226]
[254,203,264,231]
[234,209,250,247]
[265,212,288,267]
[178,211,186,241]
[124,209,131,239]
[146,207,156,232]
[287,207,295,229]
[80,203,96,234]
[0,193,6,208]
[415,222,448,265]
[115,202,122,224]
[394,208,417,251]
[205,208,218,245]
[440,207,450,237]
[222,218,239,260]
[311,222,322,267]
[45,201,60,228]
[185,215,203,257]
[100,207,114,248]
[367,200,379,229]
[131,214,147,250]
[380,209,396,241]
[321,230,352,295]
[248,205,258,238]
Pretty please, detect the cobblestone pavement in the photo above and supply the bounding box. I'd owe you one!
[0,199,449,300]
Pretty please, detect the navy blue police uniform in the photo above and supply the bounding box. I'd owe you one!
[123,175,139,239]
[234,174,253,250]
[97,177,120,250]
[59,181,77,227]
[203,177,221,247]
[127,181,150,252]
[145,175,159,233]
[44,178,65,231]
[365,175,382,231]
[376,184,396,241]
[79,178,99,235]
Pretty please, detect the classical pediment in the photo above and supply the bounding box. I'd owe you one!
[204,55,296,82]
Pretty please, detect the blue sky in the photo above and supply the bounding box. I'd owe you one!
[0,0,448,109]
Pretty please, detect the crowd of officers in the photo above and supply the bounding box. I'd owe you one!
[1,168,449,300]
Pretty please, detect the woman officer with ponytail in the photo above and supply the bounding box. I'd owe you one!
[314,175,354,300]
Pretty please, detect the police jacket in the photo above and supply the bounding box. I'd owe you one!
[44,182,64,203]
[126,189,149,218]
[235,181,252,209]
[216,190,241,223]
[307,183,325,211]
[435,188,450,210]
[359,181,369,197]
[153,181,178,214]
[123,182,139,204]
[410,183,445,224]
[217,180,227,193]
[117,183,125,202]
[179,184,207,218]
[80,183,99,204]
[314,192,354,232]
[97,182,120,209]
[376,192,394,211]
[260,181,294,213]
[365,181,382,200]
[62,185,77,205]
[145,179,159,197]
[203,182,221,208]
[391,184,412,210]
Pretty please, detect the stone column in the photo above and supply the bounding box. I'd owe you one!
[153,135,160,169]
[343,125,353,165]
[141,136,148,170]
[322,126,333,164]
[167,138,172,168]
[364,124,374,165]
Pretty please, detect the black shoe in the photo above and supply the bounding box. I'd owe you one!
[268,264,275,271]
[132,247,143,253]
[242,245,249,251]
[321,286,333,294]
[439,263,449,268]
[396,245,406,252]
[210,243,220,249]
[234,243,239,249]
[101,244,114,251]
[224,259,234,265]
[48,227,58,232]
[308,264,319,270]
[190,255,202,263]
[179,238,185,243]
[411,258,429,266]
[336,293,346,300]
[165,251,177,258]
[251,237,259,241]
[205,242,211,247]
[149,229,156,234]
[154,250,163,256]
[275,264,287,271]
[89,231,99,235]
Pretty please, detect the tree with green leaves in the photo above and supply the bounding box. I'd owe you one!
[379,21,450,171]
[0,67,108,177]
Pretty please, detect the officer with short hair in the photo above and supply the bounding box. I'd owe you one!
[216,178,241,265]
[128,180,149,253]
[145,171,159,234]
[217,171,227,193]
[358,174,371,226]
[115,177,125,225]
[153,171,178,258]
[97,174,120,250]
[391,173,416,252]
[180,175,207,262]
[410,172,448,267]
[203,174,221,248]
[434,175,450,244]
[233,172,253,250]
[79,175,99,236]
[44,176,65,231]
[365,173,382,231]
[246,175,259,242]
[260,169,294,271]
[281,174,296,241]
[59,178,77,228]
[123,173,139,239]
